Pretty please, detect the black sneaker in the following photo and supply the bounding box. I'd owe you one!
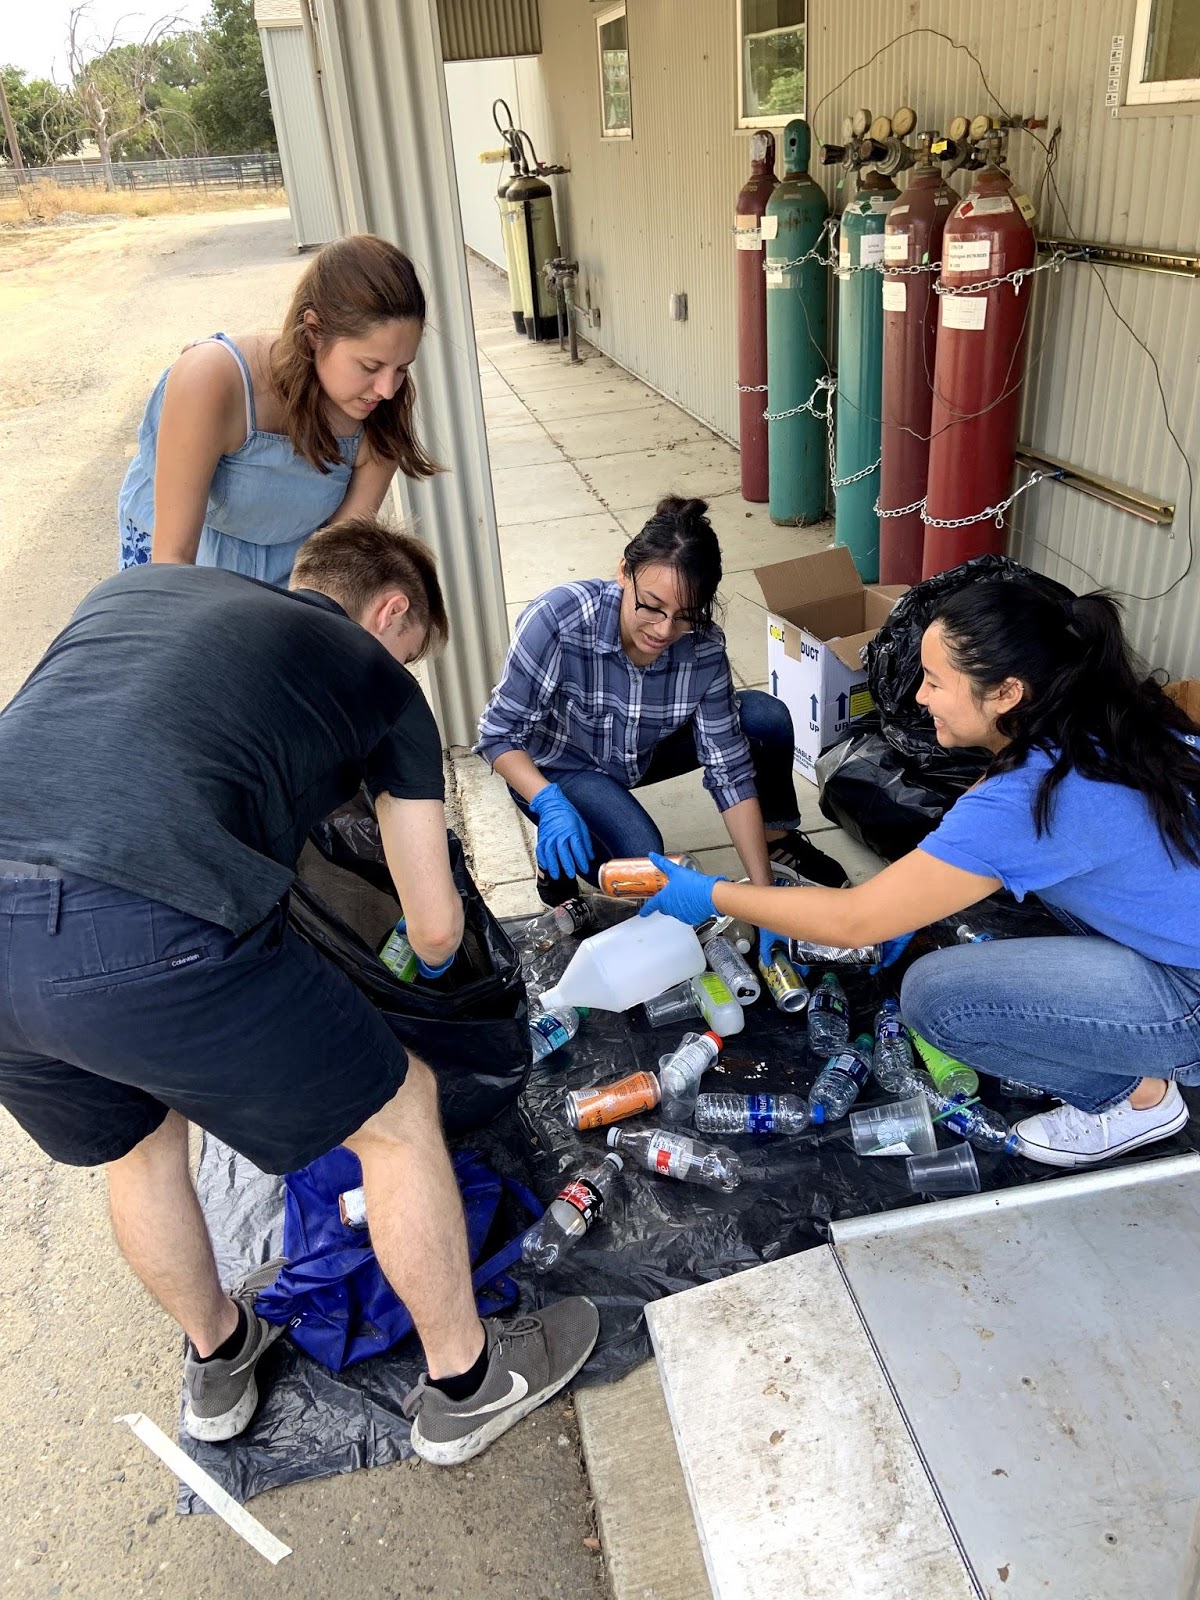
[182,1261,286,1443]
[537,868,580,908]
[770,829,848,888]
[402,1298,600,1467]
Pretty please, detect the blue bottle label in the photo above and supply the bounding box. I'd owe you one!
[828,1052,870,1087]
[746,1094,779,1134]
[533,1016,569,1051]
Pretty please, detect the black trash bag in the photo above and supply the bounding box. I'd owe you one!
[290,827,532,1134]
[816,724,972,860]
[866,554,1075,772]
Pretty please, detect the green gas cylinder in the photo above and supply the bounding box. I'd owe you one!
[834,169,899,580]
[765,119,830,527]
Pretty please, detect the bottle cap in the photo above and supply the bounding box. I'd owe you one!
[604,1151,625,1170]
[577,1006,590,1019]
[605,1128,621,1148]
[704,1031,723,1048]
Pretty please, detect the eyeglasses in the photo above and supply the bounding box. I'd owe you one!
[630,574,707,633]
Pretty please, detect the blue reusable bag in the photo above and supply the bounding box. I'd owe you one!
[256,1146,542,1371]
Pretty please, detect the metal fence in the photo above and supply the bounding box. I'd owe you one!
[0,153,283,197]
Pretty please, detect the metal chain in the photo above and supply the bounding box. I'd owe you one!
[762,373,834,426]
[736,383,769,393]
[832,455,882,490]
[934,248,1081,297]
[874,468,1066,529]
[763,216,840,273]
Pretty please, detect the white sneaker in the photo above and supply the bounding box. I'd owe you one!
[1015,1082,1190,1169]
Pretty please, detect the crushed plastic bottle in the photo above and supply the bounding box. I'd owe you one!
[606,1126,742,1192]
[694,1092,812,1136]
[703,933,761,1005]
[523,898,596,952]
[807,972,851,1056]
[915,1074,1021,1155]
[529,1004,589,1064]
[808,1033,874,1126]
[873,998,919,1093]
[658,1030,722,1123]
[791,938,882,966]
[521,1152,624,1273]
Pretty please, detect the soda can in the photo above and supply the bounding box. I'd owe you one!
[758,953,810,1015]
[379,925,418,982]
[565,1071,661,1130]
[597,854,698,899]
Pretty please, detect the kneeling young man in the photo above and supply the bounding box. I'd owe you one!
[0,518,596,1464]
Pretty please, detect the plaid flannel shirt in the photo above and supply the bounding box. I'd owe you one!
[476,580,757,812]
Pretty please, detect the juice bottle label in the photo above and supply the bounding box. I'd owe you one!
[647,1132,692,1177]
[568,1072,660,1129]
[694,973,735,1023]
[379,928,417,982]
[556,1177,604,1226]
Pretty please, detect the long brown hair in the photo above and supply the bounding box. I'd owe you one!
[272,234,440,478]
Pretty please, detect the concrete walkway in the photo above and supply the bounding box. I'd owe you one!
[454,254,883,917]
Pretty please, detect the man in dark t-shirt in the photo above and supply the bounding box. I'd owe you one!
[0,518,596,1467]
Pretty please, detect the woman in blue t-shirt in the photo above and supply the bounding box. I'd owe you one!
[638,576,1200,1169]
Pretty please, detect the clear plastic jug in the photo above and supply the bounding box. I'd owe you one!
[538,912,707,1014]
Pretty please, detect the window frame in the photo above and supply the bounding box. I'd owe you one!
[1126,0,1200,105]
[736,0,807,130]
[596,2,633,141]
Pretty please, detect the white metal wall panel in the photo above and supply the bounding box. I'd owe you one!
[517,0,1200,675]
[259,24,340,249]
[439,0,541,62]
[444,59,522,265]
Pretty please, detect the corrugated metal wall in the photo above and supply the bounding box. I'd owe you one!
[505,0,1200,675]
[439,0,541,62]
[259,24,341,248]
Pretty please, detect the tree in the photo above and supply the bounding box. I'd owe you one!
[191,0,276,155]
[0,66,82,167]
[64,3,198,187]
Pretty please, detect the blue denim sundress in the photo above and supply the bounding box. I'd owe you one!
[117,333,362,586]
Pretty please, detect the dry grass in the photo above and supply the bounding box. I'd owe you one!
[0,181,288,227]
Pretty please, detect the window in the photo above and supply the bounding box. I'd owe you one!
[738,0,806,128]
[597,5,632,139]
[1127,0,1200,105]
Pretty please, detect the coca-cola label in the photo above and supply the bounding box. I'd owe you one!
[556,1177,604,1226]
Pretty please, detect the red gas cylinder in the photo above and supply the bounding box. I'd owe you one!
[878,153,956,585]
[735,131,778,502]
[921,162,1037,579]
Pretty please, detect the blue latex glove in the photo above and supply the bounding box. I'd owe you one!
[638,852,726,926]
[529,783,594,880]
[869,931,915,974]
[398,918,455,980]
[758,926,789,967]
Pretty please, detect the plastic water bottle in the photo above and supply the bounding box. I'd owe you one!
[1000,1077,1045,1098]
[913,1034,980,1100]
[704,933,761,1006]
[955,922,994,944]
[606,1126,742,1192]
[658,1030,722,1122]
[694,1093,812,1136]
[529,1004,589,1064]
[521,1152,624,1273]
[808,1033,874,1126]
[538,913,706,1013]
[873,999,919,1093]
[807,973,850,1056]
[523,898,596,951]
[916,1075,1020,1155]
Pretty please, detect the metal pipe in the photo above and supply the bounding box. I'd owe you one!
[1014,446,1175,525]
[1037,238,1200,277]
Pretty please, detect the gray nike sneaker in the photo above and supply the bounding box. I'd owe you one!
[183,1261,287,1443]
[403,1297,600,1467]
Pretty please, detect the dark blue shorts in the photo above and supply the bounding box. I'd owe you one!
[0,865,409,1173]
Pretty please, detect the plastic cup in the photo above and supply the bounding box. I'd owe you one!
[849,1092,937,1158]
[906,1144,981,1196]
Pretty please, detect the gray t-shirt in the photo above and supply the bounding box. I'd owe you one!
[0,566,444,932]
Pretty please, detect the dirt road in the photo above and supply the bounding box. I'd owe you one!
[0,211,607,1600]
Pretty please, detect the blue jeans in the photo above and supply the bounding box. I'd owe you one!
[901,936,1200,1113]
[513,689,799,879]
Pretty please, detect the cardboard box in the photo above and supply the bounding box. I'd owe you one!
[755,546,906,783]
[1165,679,1200,727]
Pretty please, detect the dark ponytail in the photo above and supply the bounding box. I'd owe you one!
[933,578,1200,864]
[622,495,723,630]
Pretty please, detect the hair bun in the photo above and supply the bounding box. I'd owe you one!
[653,494,709,524]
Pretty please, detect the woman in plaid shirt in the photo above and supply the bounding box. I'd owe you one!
[477,496,844,951]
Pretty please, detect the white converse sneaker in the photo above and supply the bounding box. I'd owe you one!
[1015,1082,1190,1170]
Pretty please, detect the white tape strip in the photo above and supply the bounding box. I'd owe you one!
[116,1413,292,1565]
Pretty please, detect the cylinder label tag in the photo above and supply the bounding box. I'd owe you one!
[760,213,779,239]
[869,194,893,213]
[1013,192,1037,223]
[736,226,763,250]
[969,193,1014,215]
[884,231,909,263]
[859,232,886,266]
[765,265,787,287]
[882,279,907,312]
[942,295,988,330]
[946,236,993,272]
